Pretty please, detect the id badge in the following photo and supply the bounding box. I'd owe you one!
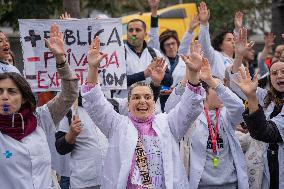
[213,156,219,168]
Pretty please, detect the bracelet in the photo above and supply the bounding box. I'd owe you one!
[85,81,97,85]
[187,80,201,87]
[56,60,66,68]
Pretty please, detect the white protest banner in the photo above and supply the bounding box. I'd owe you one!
[19,18,126,92]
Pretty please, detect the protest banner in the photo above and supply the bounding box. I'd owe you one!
[19,18,126,92]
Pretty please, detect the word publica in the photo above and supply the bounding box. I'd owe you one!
[24,26,122,48]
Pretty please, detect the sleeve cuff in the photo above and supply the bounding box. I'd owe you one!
[187,82,204,95]
[242,105,264,121]
[81,83,97,93]
[151,16,158,28]
[57,63,77,80]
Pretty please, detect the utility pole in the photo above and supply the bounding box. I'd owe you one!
[63,0,80,18]
[271,0,284,45]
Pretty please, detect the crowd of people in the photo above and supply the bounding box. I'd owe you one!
[0,0,284,189]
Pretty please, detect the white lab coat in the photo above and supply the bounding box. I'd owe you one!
[229,72,284,189]
[114,43,163,99]
[148,30,194,87]
[82,84,205,189]
[235,131,266,189]
[0,61,21,74]
[0,105,57,189]
[47,116,71,177]
[198,24,233,80]
[59,107,108,189]
[165,84,249,189]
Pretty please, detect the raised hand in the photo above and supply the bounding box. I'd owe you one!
[234,11,243,31]
[148,0,160,9]
[199,58,219,88]
[198,1,210,25]
[149,0,160,16]
[149,58,166,86]
[87,36,108,69]
[199,58,212,81]
[181,40,203,72]
[235,27,254,57]
[60,12,71,20]
[144,58,158,78]
[188,14,200,33]
[44,24,65,63]
[236,67,258,98]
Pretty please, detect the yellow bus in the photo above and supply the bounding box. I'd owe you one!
[121,3,199,41]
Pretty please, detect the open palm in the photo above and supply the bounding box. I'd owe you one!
[181,41,203,72]
[45,24,65,58]
[199,58,212,82]
[234,11,243,30]
[236,67,258,97]
[87,36,107,68]
[198,2,210,24]
[150,58,166,85]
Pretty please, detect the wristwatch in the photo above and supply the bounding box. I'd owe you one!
[56,60,66,68]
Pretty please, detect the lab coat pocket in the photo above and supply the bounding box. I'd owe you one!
[71,158,102,187]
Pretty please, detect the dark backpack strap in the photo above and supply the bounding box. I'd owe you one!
[107,98,120,113]
[147,47,157,59]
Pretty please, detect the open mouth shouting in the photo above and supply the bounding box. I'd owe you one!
[136,106,149,113]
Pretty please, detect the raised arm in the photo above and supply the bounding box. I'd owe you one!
[168,41,205,141]
[45,24,78,126]
[178,14,199,55]
[232,27,254,73]
[82,37,123,138]
[200,58,244,127]
[147,0,160,50]
[197,1,216,66]
[258,33,275,76]
[233,11,243,38]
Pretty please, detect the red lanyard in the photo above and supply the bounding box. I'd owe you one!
[204,107,219,154]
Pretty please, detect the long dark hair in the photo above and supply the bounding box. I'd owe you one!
[0,72,36,112]
[212,30,232,52]
[264,61,284,108]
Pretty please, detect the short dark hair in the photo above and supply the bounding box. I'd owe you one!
[0,72,36,112]
[159,29,180,54]
[127,19,146,31]
[128,81,153,102]
[212,30,232,52]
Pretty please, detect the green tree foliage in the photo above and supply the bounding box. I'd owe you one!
[188,0,271,35]
[0,0,62,29]
[0,0,271,35]
[82,0,271,35]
